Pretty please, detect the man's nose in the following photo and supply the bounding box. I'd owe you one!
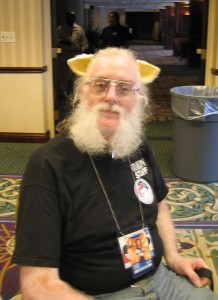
[104,84,119,103]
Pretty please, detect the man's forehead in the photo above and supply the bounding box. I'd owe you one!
[93,55,134,66]
[88,64,138,84]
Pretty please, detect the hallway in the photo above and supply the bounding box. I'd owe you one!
[129,44,199,121]
[0,44,200,177]
[130,44,183,65]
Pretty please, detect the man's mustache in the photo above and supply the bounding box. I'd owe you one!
[93,103,123,114]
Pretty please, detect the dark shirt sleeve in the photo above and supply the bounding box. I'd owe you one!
[12,146,62,267]
[142,139,168,202]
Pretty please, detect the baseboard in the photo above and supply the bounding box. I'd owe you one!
[0,131,50,143]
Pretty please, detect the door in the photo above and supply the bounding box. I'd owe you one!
[189,0,209,83]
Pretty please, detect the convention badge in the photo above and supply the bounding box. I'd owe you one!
[134,178,154,205]
[117,227,155,278]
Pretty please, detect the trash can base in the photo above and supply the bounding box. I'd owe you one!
[173,117,218,183]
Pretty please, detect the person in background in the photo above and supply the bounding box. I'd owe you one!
[12,47,217,300]
[84,27,100,54]
[100,11,132,48]
[56,11,88,119]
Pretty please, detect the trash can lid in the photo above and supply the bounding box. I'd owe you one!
[170,86,218,98]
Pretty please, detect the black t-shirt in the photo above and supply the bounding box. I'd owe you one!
[100,24,131,48]
[12,131,168,295]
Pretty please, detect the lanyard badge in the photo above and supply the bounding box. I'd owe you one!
[89,155,156,278]
[117,226,155,278]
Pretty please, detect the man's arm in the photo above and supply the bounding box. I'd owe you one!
[56,26,72,47]
[20,266,94,300]
[81,30,89,52]
[156,200,210,288]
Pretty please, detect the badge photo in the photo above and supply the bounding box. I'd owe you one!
[117,227,155,276]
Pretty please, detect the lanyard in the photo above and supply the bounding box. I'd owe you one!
[89,155,146,236]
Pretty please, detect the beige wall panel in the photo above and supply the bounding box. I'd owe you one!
[0,73,46,132]
[0,0,55,137]
[0,0,43,67]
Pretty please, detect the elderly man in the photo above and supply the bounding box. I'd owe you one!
[12,48,216,300]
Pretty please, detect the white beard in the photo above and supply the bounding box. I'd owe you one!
[67,100,145,159]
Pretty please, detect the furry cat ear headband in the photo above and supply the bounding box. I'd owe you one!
[67,53,160,83]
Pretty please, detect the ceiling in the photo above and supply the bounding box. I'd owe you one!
[83,0,190,12]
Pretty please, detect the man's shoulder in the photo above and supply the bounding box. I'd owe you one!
[116,24,131,37]
[138,138,153,157]
[118,24,129,30]
[30,132,73,159]
[101,25,111,32]
[73,23,83,30]
[23,132,81,177]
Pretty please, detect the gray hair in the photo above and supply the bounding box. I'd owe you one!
[70,47,151,117]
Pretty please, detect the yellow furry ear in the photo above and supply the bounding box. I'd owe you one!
[137,60,160,83]
[67,54,160,83]
[67,54,93,77]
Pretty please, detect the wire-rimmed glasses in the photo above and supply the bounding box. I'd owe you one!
[85,78,139,98]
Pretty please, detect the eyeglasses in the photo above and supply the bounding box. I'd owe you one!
[85,78,139,98]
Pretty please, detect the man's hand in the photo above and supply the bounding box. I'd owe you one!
[167,255,210,288]
[156,201,212,288]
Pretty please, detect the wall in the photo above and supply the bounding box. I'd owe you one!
[0,0,42,67]
[68,0,84,26]
[0,0,54,141]
[205,0,218,86]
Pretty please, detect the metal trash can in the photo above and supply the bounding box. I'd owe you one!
[170,86,218,182]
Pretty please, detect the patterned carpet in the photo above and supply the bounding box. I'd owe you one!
[166,181,218,222]
[0,176,218,299]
